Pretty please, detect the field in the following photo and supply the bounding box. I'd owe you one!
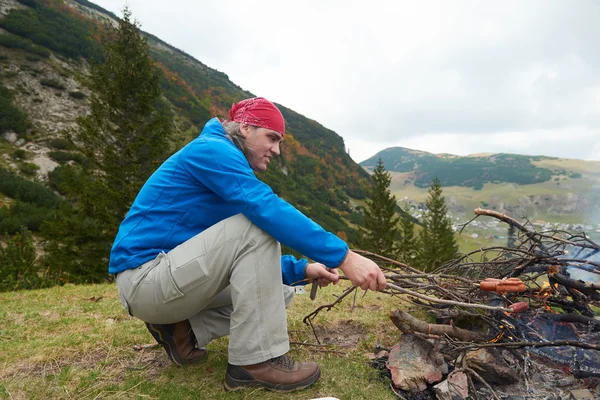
[0,282,410,400]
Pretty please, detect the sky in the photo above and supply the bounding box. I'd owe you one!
[90,0,600,163]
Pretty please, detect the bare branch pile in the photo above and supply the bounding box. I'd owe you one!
[305,208,600,398]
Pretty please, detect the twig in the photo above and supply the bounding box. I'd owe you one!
[303,286,357,343]
[389,383,408,400]
[351,287,358,311]
[386,282,513,312]
[133,343,160,351]
[451,339,600,353]
[289,341,343,348]
[461,367,501,400]
[352,249,423,274]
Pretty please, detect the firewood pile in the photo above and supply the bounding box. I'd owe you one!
[305,209,600,399]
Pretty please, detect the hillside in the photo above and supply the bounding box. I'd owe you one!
[361,147,559,189]
[362,147,600,235]
[0,0,371,243]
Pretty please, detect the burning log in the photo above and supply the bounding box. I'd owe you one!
[549,268,600,300]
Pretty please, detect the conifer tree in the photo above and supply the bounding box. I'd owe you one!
[41,8,172,283]
[418,177,458,271]
[362,158,400,258]
[507,225,517,249]
[398,210,418,264]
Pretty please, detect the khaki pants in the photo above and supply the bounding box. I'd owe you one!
[115,214,293,365]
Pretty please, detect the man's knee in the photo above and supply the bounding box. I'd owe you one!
[226,214,275,246]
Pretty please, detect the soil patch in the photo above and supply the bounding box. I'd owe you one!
[313,319,368,347]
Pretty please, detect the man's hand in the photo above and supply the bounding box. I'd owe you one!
[338,250,386,291]
[305,262,340,287]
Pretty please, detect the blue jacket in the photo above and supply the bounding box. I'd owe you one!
[108,118,349,285]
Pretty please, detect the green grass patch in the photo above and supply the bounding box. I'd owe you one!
[0,282,403,399]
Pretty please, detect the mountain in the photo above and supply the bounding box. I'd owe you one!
[361,147,600,228]
[0,0,371,242]
[361,147,559,189]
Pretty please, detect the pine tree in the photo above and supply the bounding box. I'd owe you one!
[418,177,458,271]
[507,225,516,249]
[41,8,173,283]
[362,158,400,258]
[398,210,418,264]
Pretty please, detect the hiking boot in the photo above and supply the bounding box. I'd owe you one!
[224,354,320,392]
[145,320,207,367]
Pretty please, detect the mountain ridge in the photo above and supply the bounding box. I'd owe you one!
[361,146,600,228]
[0,0,370,242]
[359,146,599,189]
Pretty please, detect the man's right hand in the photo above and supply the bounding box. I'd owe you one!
[338,250,386,291]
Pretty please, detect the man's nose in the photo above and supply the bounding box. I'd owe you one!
[272,142,280,155]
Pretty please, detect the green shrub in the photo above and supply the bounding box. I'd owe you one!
[0,33,50,58]
[11,149,27,160]
[26,55,43,62]
[0,167,60,208]
[48,138,72,150]
[68,91,85,99]
[0,84,30,135]
[0,55,8,61]
[18,162,39,176]
[0,201,51,233]
[0,3,102,61]
[4,71,18,78]
[0,227,46,291]
[48,150,90,167]
[40,78,66,90]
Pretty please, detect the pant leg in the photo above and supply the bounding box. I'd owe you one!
[189,285,295,348]
[116,213,290,365]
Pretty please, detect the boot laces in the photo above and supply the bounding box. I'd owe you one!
[271,355,295,370]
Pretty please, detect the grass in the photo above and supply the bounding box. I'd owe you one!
[0,282,405,399]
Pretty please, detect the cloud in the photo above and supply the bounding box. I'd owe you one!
[92,0,600,162]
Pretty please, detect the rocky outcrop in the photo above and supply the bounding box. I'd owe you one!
[0,0,25,17]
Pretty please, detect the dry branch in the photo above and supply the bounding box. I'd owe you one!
[389,309,484,342]
[386,283,513,312]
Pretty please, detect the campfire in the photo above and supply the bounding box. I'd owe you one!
[305,208,600,399]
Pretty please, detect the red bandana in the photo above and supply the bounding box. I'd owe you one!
[229,97,285,136]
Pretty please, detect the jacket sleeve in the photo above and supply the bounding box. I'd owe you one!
[181,137,349,268]
[281,255,308,286]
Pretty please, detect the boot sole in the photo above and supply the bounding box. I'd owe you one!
[224,366,321,392]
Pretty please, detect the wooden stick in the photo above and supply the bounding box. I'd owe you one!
[389,309,484,342]
[452,339,600,352]
[352,249,423,274]
[386,282,513,312]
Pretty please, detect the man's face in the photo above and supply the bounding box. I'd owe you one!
[240,124,283,172]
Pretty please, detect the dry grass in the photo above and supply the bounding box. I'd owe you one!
[0,282,406,399]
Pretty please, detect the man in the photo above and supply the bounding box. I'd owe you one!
[109,97,386,392]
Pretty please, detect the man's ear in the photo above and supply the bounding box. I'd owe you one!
[239,123,251,138]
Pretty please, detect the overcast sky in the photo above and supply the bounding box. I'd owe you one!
[91,0,600,163]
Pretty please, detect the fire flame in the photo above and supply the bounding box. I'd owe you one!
[536,281,557,312]
[490,331,505,343]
